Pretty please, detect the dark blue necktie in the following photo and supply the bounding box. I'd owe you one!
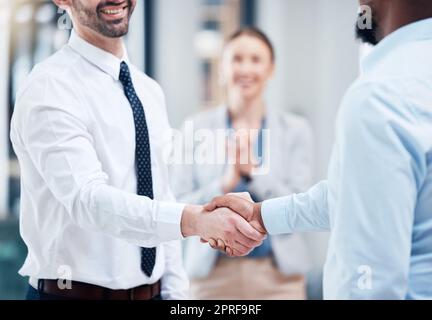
[119,62,156,277]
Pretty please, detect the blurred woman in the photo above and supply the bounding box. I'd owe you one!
[171,28,314,300]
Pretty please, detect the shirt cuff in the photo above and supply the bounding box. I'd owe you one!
[154,201,186,242]
[262,197,293,235]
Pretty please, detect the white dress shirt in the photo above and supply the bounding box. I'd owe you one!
[10,31,188,299]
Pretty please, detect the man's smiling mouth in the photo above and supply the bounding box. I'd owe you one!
[99,2,129,18]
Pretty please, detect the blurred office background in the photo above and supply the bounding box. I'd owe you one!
[0,0,361,299]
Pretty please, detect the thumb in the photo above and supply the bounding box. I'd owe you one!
[228,192,253,202]
[205,195,252,221]
[204,200,217,212]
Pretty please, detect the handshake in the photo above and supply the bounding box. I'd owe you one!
[181,193,267,257]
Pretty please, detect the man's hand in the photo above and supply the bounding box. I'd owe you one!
[205,194,266,233]
[204,194,267,255]
[181,205,265,257]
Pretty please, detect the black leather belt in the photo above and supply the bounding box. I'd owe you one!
[37,279,161,300]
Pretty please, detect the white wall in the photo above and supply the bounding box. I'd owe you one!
[154,0,201,128]
[257,0,360,268]
[0,0,11,218]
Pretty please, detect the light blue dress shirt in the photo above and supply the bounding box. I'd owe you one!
[262,18,432,300]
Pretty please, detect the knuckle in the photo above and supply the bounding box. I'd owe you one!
[224,238,231,246]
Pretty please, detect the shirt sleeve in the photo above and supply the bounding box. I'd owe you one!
[160,180,190,299]
[261,180,330,234]
[14,76,185,248]
[161,240,190,300]
[324,82,424,300]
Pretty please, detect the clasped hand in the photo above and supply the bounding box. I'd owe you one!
[203,193,267,257]
[181,193,267,257]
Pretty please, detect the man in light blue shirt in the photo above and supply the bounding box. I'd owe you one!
[206,0,432,299]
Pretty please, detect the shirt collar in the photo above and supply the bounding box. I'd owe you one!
[361,18,432,74]
[68,29,130,80]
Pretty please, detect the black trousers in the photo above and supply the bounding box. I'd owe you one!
[25,285,162,301]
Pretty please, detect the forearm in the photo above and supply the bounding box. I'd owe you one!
[72,180,185,247]
[259,180,330,235]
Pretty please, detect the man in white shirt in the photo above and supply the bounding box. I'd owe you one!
[10,0,264,300]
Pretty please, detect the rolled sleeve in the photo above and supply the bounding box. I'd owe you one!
[262,181,330,235]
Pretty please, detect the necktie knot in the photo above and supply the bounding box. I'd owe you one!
[119,61,132,87]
